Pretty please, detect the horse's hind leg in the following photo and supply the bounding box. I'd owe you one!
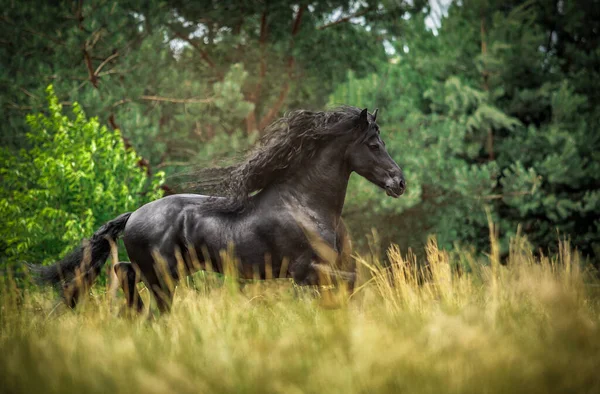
[114,262,144,313]
[140,261,176,314]
[127,249,178,314]
[149,283,174,314]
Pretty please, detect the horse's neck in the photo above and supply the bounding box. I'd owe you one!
[278,144,350,224]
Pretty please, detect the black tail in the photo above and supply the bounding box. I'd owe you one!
[27,212,132,307]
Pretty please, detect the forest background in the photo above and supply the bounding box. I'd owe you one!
[1,0,598,268]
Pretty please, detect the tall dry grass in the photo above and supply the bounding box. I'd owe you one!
[1,234,599,394]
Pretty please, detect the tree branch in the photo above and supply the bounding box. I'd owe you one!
[173,31,216,69]
[97,66,140,77]
[111,98,132,108]
[83,49,99,88]
[481,191,534,200]
[76,0,84,30]
[19,88,38,99]
[72,5,158,185]
[291,5,305,38]
[480,14,489,91]
[94,52,119,75]
[480,12,494,161]
[140,95,213,104]
[258,5,306,131]
[245,9,269,134]
[317,8,370,30]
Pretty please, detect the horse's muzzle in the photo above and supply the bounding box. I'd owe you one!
[385,176,406,198]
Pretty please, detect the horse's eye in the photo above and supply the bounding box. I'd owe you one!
[368,143,379,151]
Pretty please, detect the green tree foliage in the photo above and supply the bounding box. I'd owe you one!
[1,0,597,261]
[333,0,599,259]
[1,0,401,174]
[0,86,164,268]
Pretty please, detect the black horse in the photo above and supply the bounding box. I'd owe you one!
[30,106,405,313]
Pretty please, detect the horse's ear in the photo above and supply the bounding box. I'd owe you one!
[373,108,379,122]
[359,108,369,129]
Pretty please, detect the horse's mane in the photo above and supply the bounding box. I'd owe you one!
[180,106,368,213]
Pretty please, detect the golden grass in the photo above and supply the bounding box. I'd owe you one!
[1,235,600,394]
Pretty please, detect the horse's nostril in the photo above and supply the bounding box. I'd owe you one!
[399,178,406,189]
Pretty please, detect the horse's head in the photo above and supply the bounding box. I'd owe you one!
[346,108,405,197]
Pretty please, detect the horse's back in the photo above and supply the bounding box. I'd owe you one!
[123,194,214,251]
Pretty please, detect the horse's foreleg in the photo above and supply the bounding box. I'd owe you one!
[310,262,356,293]
[310,263,356,282]
[114,262,144,312]
[289,251,319,286]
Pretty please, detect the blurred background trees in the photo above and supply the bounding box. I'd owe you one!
[332,0,600,259]
[1,0,598,267]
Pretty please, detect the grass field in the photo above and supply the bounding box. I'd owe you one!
[1,234,600,394]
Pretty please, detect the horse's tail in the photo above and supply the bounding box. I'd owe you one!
[27,212,132,307]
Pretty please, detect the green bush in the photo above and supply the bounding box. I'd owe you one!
[0,86,164,269]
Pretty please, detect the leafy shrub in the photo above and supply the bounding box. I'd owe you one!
[0,86,164,268]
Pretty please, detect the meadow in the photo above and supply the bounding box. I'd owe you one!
[1,233,599,394]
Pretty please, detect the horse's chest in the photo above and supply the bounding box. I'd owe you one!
[283,208,338,250]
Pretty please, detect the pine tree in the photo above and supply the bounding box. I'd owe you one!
[332,0,600,259]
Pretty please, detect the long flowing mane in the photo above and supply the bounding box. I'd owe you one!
[181,106,367,213]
